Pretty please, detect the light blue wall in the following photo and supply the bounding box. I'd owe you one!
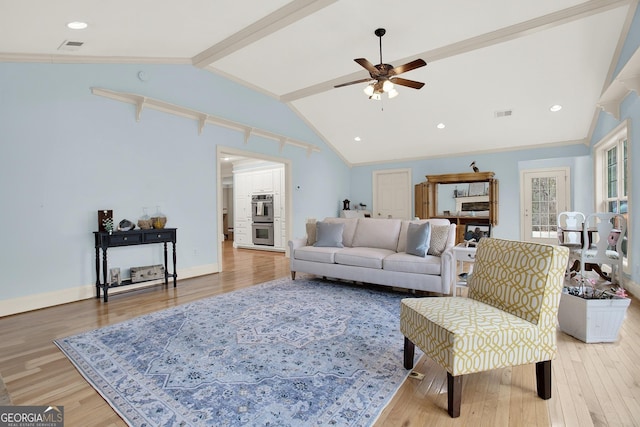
[0,63,349,305]
[349,143,590,239]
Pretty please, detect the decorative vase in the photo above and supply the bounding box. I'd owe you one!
[137,208,153,230]
[557,292,630,343]
[151,206,167,229]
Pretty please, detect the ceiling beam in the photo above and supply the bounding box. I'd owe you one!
[281,0,632,102]
[192,0,337,68]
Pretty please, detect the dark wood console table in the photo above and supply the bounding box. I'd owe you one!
[94,228,177,302]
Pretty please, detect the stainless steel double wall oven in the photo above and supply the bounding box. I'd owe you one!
[251,194,274,246]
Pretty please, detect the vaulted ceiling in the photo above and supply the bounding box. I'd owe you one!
[0,0,635,165]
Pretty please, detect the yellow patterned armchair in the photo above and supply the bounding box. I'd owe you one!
[400,238,569,417]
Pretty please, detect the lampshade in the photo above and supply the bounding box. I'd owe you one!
[382,80,394,92]
[364,84,375,96]
[388,88,399,99]
[370,92,382,101]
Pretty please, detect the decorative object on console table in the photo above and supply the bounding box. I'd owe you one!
[98,210,113,232]
[151,206,167,229]
[118,219,135,231]
[109,268,121,286]
[131,264,165,283]
[94,228,177,302]
[137,207,153,230]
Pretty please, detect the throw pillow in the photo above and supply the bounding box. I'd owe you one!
[406,222,431,257]
[313,221,345,248]
[306,222,317,246]
[427,225,450,256]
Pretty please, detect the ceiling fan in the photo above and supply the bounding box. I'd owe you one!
[334,28,426,100]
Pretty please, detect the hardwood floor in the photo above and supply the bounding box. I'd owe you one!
[1,241,638,426]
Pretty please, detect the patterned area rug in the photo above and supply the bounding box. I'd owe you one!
[55,278,420,426]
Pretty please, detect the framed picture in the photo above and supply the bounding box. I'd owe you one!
[468,182,486,197]
[109,267,121,286]
[464,223,491,242]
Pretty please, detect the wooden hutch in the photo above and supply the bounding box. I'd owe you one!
[415,171,498,244]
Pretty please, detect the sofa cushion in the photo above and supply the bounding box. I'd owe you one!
[383,252,442,275]
[397,219,452,253]
[406,222,431,257]
[324,217,358,247]
[351,218,402,251]
[334,247,395,269]
[427,225,450,256]
[314,221,344,247]
[306,221,317,246]
[294,246,343,264]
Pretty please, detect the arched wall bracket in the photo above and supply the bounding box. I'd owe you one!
[91,87,321,156]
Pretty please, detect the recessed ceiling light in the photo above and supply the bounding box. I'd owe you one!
[550,104,562,112]
[354,137,362,142]
[67,21,88,30]
[437,123,445,129]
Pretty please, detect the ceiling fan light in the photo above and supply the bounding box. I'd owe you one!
[364,84,375,96]
[383,80,394,92]
[388,88,399,99]
[370,93,382,101]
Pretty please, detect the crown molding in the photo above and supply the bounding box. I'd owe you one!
[0,52,191,64]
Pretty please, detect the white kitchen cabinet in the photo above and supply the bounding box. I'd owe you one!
[233,165,286,250]
[253,169,274,193]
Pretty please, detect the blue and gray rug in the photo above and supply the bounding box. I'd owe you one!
[55,277,421,426]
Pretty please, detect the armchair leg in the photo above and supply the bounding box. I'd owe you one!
[536,360,552,399]
[447,373,462,418]
[403,337,415,369]
[291,271,296,280]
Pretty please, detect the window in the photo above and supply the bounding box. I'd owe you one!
[594,122,630,273]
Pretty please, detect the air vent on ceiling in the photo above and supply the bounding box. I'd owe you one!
[58,40,84,52]
[495,109,513,118]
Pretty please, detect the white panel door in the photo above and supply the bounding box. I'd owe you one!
[520,167,570,244]
[373,169,412,219]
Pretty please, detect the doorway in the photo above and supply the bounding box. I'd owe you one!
[217,147,291,271]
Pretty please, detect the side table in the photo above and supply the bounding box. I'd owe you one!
[451,244,477,296]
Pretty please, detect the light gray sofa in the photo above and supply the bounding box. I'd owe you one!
[288,217,457,295]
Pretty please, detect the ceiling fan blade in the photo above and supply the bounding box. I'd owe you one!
[390,77,425,90]
[354,58,379,75]
[391,59,426,76]
[334,78,373,88]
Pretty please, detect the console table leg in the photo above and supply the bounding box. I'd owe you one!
[95,247,100,299]
[172,242,177,287]
[163,242,169,286]
[102,249,109,302]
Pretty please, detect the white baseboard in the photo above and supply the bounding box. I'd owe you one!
[625,278,639,299]
[0,264,219,317]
